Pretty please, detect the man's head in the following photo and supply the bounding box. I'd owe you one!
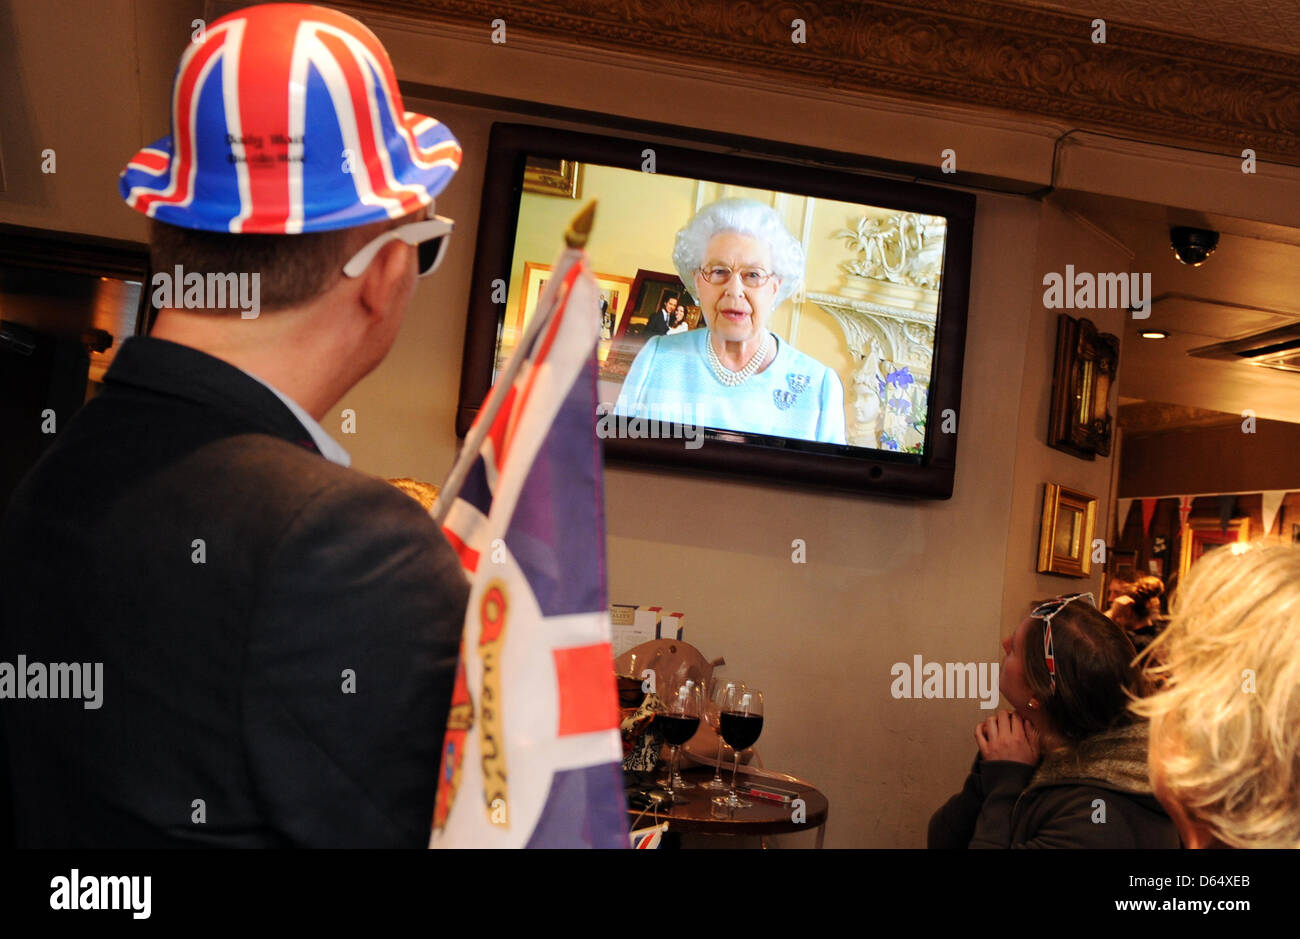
[662,295,679,315]
[147,202,438,413]
[121,4,461,414]
[147,214,399,313]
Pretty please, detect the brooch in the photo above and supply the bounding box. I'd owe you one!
[773,373,811,410]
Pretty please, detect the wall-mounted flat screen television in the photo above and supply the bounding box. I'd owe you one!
[457,123,975,498]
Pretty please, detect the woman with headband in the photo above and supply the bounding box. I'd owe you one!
[928,593,1180,848]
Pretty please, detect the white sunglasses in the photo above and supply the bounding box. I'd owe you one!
[342,215,454,279]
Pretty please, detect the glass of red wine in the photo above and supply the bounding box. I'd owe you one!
[712,685,764,811]
[703,678,745,791]
[658,680,703,805]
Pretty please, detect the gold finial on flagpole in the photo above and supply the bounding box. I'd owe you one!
[564,200,597,248]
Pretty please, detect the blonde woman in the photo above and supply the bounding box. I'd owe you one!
[1132,543,1300,849]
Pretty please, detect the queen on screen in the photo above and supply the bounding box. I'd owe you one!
[613,199,847,445]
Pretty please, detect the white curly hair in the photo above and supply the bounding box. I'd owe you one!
[671,198,805,305]
[1131,542,1300,848]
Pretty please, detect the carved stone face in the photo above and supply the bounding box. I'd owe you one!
[854,393,880,426]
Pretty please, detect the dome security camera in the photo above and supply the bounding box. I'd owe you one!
[1170,226,1219,266]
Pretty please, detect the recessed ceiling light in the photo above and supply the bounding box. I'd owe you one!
[1140,330,1169,340]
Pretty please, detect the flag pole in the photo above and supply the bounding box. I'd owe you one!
[432,201,597,526]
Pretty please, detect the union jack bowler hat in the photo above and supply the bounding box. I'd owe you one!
[119,3,461,234]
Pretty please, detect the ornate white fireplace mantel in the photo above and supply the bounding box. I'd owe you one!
[806,293,937,452]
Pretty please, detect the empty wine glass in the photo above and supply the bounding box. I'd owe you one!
[712,685,764,812]
[703,678,744,791]
[658,680,703,805]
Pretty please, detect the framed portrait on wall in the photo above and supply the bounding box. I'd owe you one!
[1048,314,1118,460]
[522,156,582,198]
[1038,482,1098,577]
[499,261,634,375]
[1178,517,1250,579]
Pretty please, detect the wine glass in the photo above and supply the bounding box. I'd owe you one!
[702,678,745,791]
[658,680,703,805]
[712,685,764,811]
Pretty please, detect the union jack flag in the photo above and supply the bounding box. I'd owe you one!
[119,4,460,233]
[430,247,628,848]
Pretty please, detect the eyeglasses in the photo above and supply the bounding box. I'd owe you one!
[696,264,775,288]
[342,215,455,279]
[1029,592,1095,692]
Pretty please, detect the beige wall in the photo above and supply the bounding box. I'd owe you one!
[998,203,1132,628]
[0,0,200,242]
[6,0,1300,847]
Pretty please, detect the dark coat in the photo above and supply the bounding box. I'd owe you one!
[0,337,467,847]
[641,308,671,336]
[927,720,1181,848]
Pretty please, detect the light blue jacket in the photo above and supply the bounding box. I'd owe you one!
[613,329,847,445]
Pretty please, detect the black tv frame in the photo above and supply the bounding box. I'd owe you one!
[456,122,975,499]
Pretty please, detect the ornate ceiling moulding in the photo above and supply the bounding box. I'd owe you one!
[346,0,1300,162]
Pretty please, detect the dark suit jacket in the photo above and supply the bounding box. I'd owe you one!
[641,309,671,336]
[0,337,467,847]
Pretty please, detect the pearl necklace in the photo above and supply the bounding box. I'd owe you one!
[706,330,772,387]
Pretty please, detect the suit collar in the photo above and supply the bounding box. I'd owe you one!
[104,337,324,457]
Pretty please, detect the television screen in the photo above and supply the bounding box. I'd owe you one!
[458,124,974,498]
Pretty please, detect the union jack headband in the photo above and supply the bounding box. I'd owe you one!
[119,4,462,234]
[1030,592,1095,693]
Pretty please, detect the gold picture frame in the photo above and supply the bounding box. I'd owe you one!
[1038,483,1097,577]
[522,157,581,198]
[1178,517,1250,579]
[1048,314,1118,460]
[498,261,635,374]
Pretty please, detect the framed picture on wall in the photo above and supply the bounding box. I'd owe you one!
[522,156,582,198]
[1048,315,1118,460]
[1038,482,1098,577]
[499,262,634,376]
[1179,517,1250,579]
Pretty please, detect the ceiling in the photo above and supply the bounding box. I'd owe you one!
[1055,190,1300,426]
[1020,0,1300,428]
[1017,0,1300,54]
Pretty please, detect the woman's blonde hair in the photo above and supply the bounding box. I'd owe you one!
[1131,543,1300,848]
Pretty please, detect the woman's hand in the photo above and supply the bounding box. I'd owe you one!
[974,710,1041,765]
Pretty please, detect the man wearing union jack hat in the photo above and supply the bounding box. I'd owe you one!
[0,4,468,846]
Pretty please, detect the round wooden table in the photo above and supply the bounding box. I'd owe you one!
[627,766,829,847]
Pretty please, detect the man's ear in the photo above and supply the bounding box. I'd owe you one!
[356,237,412,320]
